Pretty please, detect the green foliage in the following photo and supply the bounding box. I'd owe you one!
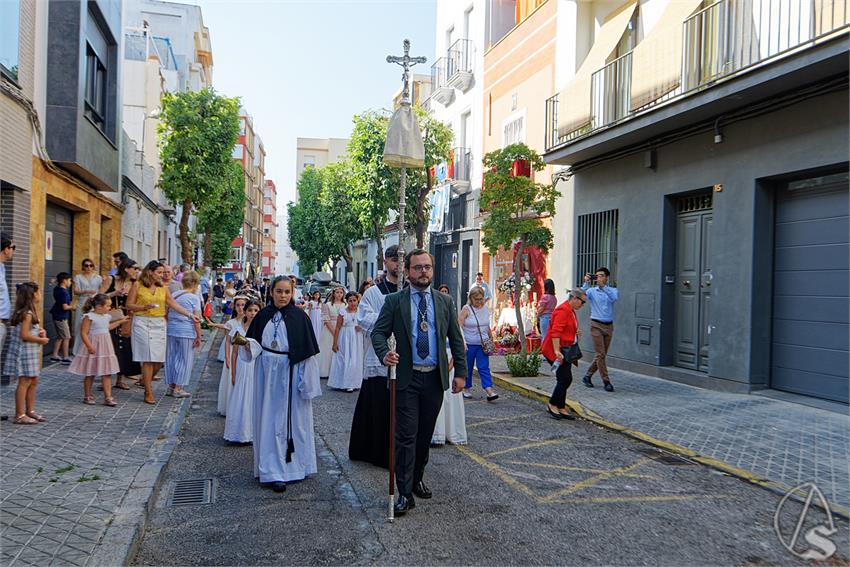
[480,143,560,354]
[196,160,246,268]
[505,351,543,377]
[288,167,333,274]
[157,88,242,264]
[407,107,453,247]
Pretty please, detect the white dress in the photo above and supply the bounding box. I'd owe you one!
[224,327,258,443]
[327,310,364,390]
[217,318,242,416]
[73,273,103,346]
[307,301,323,341]
[432,347,467,445]
[317,302,345,378]
[250,316,322,483]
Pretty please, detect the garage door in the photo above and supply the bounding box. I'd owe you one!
[771,172,849,403]
[43,202,74,344]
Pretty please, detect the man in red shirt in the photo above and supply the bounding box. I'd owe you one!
[541,288,587,420]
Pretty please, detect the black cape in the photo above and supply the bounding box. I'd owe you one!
[246,301,319,364]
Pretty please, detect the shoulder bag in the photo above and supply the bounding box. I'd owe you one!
[470,306,496,356]
[560,309,582,363]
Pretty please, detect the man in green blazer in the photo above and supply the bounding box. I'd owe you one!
[372,248,467,516]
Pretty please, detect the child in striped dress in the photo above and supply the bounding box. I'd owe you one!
[5,282,50,424]
[69,294,128,406]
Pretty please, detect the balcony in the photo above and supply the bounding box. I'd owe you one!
[545,0,850,154]
[446,39,475,92]
[449,147,472,194]
[430,58,454,106]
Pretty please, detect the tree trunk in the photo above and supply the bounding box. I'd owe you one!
[374,221,384,271]
[179,198,193,265]
[514,239,527,355]
[203,230,212,268]
[341,245,354,289]
[415,169,433,249]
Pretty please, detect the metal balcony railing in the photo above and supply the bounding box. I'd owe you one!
[452,147,472,183]
[544,0,850,152]
[446,39,475,80]
[431,58,448,89]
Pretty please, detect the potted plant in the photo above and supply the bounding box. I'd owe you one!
[505,350,542,377]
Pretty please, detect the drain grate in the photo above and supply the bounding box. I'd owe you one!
[631,446,696,466]
[167,478,216,506]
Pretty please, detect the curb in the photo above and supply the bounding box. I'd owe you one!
[490,371,850,520]
[86,330,219,567]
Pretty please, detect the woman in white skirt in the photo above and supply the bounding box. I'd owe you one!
[328,292,364,392]
[224,299,262,442]
[165,272,202,399]
[216,295,248,416]
[126,261,199,404]
[317,286,346,379]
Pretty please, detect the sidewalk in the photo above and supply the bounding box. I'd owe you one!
[485,356,850,516]
[0,331,216,567]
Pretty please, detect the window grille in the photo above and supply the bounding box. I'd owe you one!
[576,209,619,286]
[677,193,712,213]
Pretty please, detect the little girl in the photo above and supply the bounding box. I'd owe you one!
[223,299,261,443]
[328,292,365,392]
[306,291,323,341]
[69,294,127,406]
[214,295,247,362]
[217,295,247,416]
[5,282,50,424]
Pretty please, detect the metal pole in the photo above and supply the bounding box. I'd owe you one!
[387,334,397,521]
[397,167,407,288]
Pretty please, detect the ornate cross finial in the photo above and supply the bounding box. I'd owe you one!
[386,39,427,105]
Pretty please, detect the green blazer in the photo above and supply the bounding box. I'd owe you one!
[372,286,467,391]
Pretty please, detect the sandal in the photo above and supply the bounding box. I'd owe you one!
[26,412,47,422]
[13,414,38,425]
[82,397,96,406]
[103,397,117,407]
[114,383,131,390]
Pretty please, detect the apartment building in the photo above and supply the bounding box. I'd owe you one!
[262,180,278,276]
[543,0,849,403]
[2,0,124,343]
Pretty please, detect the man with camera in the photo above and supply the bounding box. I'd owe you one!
[582,267,619,392]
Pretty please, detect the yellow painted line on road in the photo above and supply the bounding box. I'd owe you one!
[476,433,545,442]
[466,412,541,429]
[455,444,540,501]
[540,458,655,503]
[502,460,660,480]
[484,438,570,459]
[553,494,736,505]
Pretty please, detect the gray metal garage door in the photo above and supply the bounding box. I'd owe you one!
[771,172,848,403]
[43,202,74,345]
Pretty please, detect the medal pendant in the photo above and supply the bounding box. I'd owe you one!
[419,320,429,333]
[271,340,279,350]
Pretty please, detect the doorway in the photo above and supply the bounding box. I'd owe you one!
[43,202,74,345]
[674,193,713,372]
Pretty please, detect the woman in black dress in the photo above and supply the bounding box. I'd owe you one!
[103,258,142,389]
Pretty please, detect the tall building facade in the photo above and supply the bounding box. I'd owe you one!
[2,0,124,343]
[543,0,849,403]
[262,179,278,276]
[122,0,215,265]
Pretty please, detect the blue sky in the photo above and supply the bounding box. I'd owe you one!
[192,0,437,208]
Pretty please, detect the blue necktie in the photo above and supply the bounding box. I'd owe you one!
[416,292,429,360]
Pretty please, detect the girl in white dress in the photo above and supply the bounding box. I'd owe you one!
[224,299,261,443]
[244,276,321,493]
[317,287,345,379]
[306,291,323,341]
[214,296,246,362]
[328,292,364,392]
[217,296,247,416]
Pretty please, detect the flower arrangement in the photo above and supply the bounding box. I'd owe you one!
[498,271,533,294]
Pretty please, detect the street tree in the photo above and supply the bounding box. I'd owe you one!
[287,167,333,275]
[196,160,245,268]
[407,108,453,249]
[320,160,364,288]
[157,88,241,265]
[480,143,560,355]
[347,111,398,270]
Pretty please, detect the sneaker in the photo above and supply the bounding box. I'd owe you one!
[49,356,61,363]
[173,391,192,398]
[61,358,72,365]
[462,390,472,399]
[582,375,594,388]
[486,392,500,402]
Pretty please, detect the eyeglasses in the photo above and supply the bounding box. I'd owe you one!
[409,265,433,273]
[83,263,94,268]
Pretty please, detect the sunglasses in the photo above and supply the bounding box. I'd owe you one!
[83,263,94,268]
[6,245,15,251]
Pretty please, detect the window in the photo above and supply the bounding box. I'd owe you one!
[503,114,525,146]
[0,0,20,81]
[230,247,242,264]
[576,209,618,285]
[84,44,107,131]
[303,155,316,169]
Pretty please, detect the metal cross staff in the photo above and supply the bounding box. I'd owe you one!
[385,39,426,522]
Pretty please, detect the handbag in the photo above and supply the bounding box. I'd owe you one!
[562,341,582,363]
[470,306,496,356]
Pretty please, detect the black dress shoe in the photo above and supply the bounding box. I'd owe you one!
[582,375,594,388]
[272,482,287,492]
[547,406,563,420]
[394,494,415,515]
[412,481,432,499]
[603,381,614,392]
